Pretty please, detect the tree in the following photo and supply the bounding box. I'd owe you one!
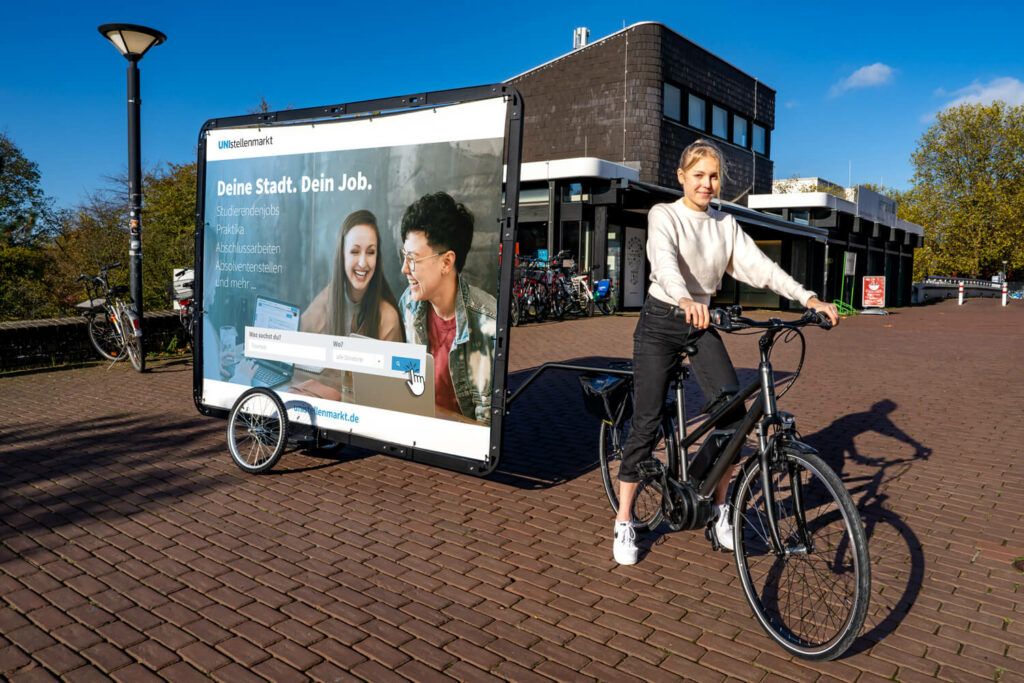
[0,132,56,246]
[0,133,60,320]
[907,101,1024,279]
[140,162,196,308]
[51,162,197,313]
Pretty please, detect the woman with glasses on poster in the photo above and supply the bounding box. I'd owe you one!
[398,192,497,425]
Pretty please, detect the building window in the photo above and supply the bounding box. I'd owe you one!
[791,210,809,225]
[688,94,705,130]
[733,114,748,147]
[712,105,728,139]
[752,124,766,154]
[664,83,681,121]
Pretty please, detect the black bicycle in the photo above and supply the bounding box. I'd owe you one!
[509,306,870,660]
[75,263,144,372]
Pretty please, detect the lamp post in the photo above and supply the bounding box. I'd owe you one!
[98,23,166,372]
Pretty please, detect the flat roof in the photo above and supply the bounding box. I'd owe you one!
[625,179,828,241]
[505,22,774,91]
[520,157,639,182]
[748,192,924,236]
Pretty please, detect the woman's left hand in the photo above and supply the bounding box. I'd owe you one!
[805,297,839,327]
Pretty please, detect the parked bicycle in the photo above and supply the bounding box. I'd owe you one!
[510,256,551,326]
[553,251,594,317]
[507,306,870,660]
[592,275,617,315]
[170,267,196,344]
[75,263,144,372]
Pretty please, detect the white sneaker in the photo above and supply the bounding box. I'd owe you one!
[713,504,734,551]
[613,521,638,565]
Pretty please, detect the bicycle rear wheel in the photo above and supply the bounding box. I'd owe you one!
[227,387,289,473]
[87,312,123,361]
[733,446,870,660]
[598,416,674,531]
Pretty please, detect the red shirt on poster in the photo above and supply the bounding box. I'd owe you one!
[427,307,460,414]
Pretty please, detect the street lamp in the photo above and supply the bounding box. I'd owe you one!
[98,23,166,372]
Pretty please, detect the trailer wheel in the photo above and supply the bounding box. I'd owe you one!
[227,387,289,474]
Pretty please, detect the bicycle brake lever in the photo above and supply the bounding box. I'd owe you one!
[806,310,833,330]
[710,309,732,331]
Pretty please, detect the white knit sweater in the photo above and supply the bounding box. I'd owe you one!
[647,199,816,308]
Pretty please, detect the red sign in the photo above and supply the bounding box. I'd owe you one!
[862,276,886,308]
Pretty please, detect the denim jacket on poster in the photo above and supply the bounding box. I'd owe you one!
[399,275,497,425]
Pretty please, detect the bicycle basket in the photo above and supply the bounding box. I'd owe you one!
[594,279,611,297]
[578,373,632,424]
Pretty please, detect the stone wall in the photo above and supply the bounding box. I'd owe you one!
[0,310,185,372]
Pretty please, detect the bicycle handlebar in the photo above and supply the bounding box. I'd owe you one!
[707,306,832,332]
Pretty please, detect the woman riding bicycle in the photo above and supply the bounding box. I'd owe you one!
[614,139,839,565]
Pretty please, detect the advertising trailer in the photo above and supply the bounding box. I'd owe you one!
[193,85,523,476]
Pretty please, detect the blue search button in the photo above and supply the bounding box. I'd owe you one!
[391,356,421,373]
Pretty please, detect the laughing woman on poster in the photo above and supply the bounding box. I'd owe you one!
[302,209,404,341]
[398,192,497,425]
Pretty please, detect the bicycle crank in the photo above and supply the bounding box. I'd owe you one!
[663,479,715,532]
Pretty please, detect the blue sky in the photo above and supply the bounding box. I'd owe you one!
[3,0,1022,209]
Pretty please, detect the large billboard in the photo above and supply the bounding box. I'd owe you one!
[194,87,522,475]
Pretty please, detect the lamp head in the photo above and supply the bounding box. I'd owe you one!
[98,23,166,61]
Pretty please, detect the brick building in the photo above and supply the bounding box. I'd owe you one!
[509,21,773,200]
[506,22,920,310]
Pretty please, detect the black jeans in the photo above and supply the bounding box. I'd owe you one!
[619,297,745,483]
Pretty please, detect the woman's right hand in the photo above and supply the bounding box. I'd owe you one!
[677,297,709,329]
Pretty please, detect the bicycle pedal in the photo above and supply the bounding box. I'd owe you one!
[705,524,723,552]
[636,458,664,478]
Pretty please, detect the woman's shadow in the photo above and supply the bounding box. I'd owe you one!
[800,398,932,655]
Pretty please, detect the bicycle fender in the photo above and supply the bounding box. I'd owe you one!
[778,437,818,456]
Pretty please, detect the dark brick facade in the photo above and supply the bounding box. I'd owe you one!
[508,22,775,201]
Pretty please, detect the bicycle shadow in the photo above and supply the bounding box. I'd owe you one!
[799,398,931,656]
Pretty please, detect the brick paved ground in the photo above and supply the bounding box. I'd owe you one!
[1,298,1022,682]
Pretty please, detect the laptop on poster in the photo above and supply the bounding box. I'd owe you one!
[351,354,436,418]
[249,296,301,388]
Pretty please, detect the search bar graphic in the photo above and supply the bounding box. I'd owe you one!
[331,348,385,369]
[248,339,326,362]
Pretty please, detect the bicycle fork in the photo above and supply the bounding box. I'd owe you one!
[754,420,816,557]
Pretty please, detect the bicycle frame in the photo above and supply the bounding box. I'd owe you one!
[671,323,816,556]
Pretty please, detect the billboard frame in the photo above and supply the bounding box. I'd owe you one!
[192,84,523,477]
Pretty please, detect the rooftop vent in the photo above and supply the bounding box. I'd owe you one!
[573,27,589,50]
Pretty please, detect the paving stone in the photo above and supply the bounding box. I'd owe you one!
[0,301,1021,680]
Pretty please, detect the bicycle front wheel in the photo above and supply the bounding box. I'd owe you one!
[117,308,144,372]
[227,388,289,473]
[598,416,674,531]
[87,313,123,361]
[733,446,870,660]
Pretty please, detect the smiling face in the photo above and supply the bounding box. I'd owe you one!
[677,155,721,212]
[400,230,452,304]
[343,224,378,301]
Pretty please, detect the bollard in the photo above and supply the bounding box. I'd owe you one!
[958,281,964,305]
[1003,282,1008,306]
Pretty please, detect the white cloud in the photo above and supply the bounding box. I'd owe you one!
[829,63,895,97]
[920,76,1024,122]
